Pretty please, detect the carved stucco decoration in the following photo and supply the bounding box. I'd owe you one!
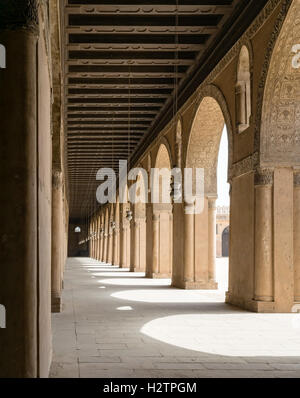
[229,152,259,181]
[254,168,274,186]
[260,0,300,165]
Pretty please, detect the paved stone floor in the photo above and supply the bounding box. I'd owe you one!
[50,257,300,378]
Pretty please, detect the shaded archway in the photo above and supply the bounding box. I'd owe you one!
[112,198,120,266]
[119,184,131,268]
[172,85,233,290]
[129,170,147,272]
[185,96,226,289]
[147,141,173,278]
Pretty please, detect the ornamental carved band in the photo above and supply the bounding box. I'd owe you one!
[254,169,274,186]
[0,0,39,32]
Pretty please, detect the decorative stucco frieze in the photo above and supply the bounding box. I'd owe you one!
[229,152,259,181]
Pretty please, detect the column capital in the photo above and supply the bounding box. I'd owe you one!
[207,196,218,210]
[0,0,39,33]
[294,171,300,187]
[254,168,274,186]
[152,214,159,222]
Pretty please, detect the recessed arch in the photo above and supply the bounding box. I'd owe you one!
[236,45,252,133]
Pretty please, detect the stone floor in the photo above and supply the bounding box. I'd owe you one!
[50,257,300,378]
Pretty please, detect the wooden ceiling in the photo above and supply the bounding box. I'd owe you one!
[62,0,269,219]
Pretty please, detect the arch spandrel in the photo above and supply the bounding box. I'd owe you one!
[260,0,300,165]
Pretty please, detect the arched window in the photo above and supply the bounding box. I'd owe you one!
[236,46,251,133]
[74,226,81,233]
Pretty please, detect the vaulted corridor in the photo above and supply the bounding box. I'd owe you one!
[50,258,300,378]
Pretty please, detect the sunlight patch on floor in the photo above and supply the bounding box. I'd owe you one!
[141,313,300,357]
[111,289,225,303]
[98,278,171,286]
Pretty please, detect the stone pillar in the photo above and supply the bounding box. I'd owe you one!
[112,225,119,266]
[294,172,300,302]
[130,219,138,272]
[91,219,94,258]
[152,213,160,275]
[130,215,146,272]
[146,203,153,277]
[107,226,113,264]
[99,229,104,262]
[147,205,172,278]
[120,226,127,268]
[51,170,63,313]
[254,170,274,303]
[93,219,96,259]
[96,217,100,261]
[208,197,218,284]
[100,216,104,262]
[183,203,195,283]
[0,1,39,377]
[103,232,108,263]
[120,204,130,268]
[103,211,108,263]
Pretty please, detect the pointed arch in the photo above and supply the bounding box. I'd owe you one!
[185,85,232,196]
[236,45,252,133]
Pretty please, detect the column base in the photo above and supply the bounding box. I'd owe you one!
[51,296,62,313]
[173,280,218,290]
[130,267,146,273]
[225,292,276,312]
[146,272,171,279]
